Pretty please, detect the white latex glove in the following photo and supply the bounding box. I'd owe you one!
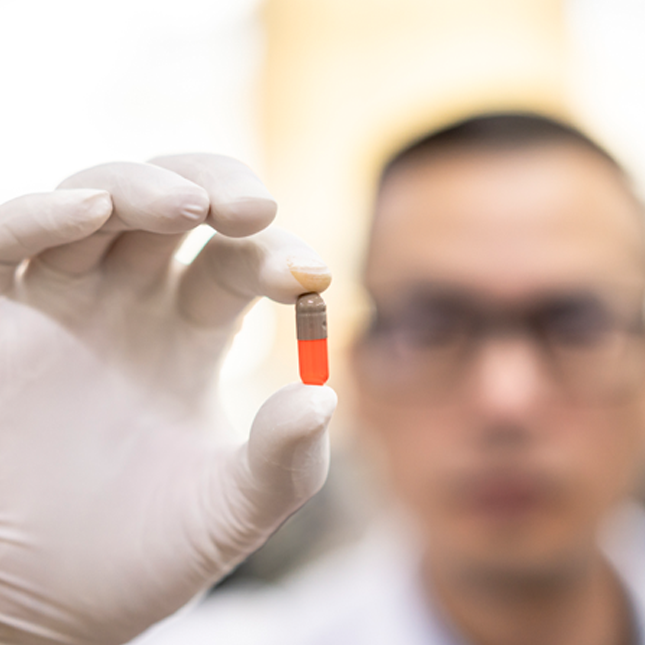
[0,154,337,645]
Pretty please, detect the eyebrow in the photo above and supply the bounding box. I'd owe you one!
[369,281,643,313]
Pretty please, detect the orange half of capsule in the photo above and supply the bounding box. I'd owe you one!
[298,337,329,385]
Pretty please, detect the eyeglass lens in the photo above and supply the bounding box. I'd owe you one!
[358,285,645,403]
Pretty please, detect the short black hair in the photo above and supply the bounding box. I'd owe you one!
[381,112,624,183]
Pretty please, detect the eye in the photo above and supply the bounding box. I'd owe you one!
[385,298,473,348]
[536,296,614,346]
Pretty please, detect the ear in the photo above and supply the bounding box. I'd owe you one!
[627,385,645,496]
[347,334,386,414]
[635,377,645,438]
[347,339,372,426]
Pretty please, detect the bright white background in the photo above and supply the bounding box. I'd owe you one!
[0,0,640,202]
[567,0,645,189]
[0,0,263,203]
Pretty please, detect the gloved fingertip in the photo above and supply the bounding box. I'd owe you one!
[162,185,211,229]
[55,189,113,227]
[246,383,336,496]
[298,383,338,423]
[78,189,113,223]
[249,383,337,478]
[250,382,337,443]
[209,197,277,237]
[287,256,332,294]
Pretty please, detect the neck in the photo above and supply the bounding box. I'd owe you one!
[424,550,633,645]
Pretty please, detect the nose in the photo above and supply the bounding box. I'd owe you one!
[469,337,547,423]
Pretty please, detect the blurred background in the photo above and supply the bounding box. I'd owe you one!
[3,0,645,583]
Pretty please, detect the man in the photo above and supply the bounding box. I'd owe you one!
[131,113,645,645]
[351,113,645,645]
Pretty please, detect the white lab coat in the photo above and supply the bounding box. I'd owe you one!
[131,501,645,645]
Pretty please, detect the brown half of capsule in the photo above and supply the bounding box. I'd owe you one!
[296,292,327,340]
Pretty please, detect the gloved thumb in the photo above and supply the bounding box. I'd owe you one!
[204,383,337,574]
[247,382,336,510]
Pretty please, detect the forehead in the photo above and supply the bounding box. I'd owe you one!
[366,145,645,299]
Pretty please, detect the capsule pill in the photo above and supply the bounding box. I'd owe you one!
[296,292,329,386]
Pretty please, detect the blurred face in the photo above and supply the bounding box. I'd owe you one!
[354,144,645,583]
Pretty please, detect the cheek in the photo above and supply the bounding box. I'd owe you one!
[549,401,645,511]
[358,394,462,510]
[357,392,645,531]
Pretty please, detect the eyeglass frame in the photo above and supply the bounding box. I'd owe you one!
[355,280,645,404]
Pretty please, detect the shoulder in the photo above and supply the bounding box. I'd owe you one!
[601,500,645,643]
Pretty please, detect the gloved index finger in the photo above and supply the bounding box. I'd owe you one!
[149,154,277,238]
[177,227,331,328]
[58,162,210,235]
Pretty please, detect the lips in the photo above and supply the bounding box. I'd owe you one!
[461,472,551,518]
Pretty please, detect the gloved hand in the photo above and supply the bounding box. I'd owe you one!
[0,154,336,645]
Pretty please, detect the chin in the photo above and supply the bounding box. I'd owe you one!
[424,507,599,590]
[442,535,593,592]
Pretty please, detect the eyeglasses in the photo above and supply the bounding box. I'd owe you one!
[355,285,645,404]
